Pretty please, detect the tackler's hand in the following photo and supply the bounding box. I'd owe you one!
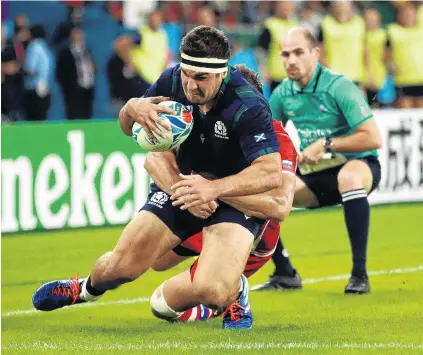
[188,200,219,219]
[171,174,220,210]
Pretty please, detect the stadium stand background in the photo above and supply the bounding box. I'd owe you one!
[1,0,422,122]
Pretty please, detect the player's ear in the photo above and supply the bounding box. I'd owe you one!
[221,70,228,80]
[313,46,321,60]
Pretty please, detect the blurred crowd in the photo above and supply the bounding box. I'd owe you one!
[2,0,423,122]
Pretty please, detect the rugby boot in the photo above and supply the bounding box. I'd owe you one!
[32,276,86,311]
[222,274,253,329]
[344,275,370,294]
[250,270,302,291]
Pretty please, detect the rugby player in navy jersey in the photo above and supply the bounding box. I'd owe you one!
[144,65,299,323]
[32,26,284,329]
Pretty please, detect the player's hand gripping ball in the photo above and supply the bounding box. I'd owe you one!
[132,101,194,152]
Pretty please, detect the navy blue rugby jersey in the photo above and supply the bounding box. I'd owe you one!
[143,64,280,178]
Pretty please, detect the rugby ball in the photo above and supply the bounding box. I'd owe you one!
[132,101,193,152]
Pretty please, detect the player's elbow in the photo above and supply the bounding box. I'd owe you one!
[362,121,383,150]
[274,207,289,223]
[267,208,285,222]
[367,132,382,150]
[256,196,290,222]
[271,198,291,222]
[372,134,383,150]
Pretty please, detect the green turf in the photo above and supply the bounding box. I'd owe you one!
[2,203,423,355]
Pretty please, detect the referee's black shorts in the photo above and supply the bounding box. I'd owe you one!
[297,155,381,208]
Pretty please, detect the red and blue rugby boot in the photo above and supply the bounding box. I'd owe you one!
[32,276,88,311]
[222,274,253,329]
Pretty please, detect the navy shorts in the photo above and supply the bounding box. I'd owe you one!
[141,184,267,241]
[297,155,381,208]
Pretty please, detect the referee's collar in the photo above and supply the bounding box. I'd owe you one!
[292,62,321,93]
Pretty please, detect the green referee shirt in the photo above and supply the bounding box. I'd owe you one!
[270,62,377,159]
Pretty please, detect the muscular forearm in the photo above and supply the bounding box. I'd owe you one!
[144,152,180,195]
[221,173,295,222]
[212,153,282,198]
[332,129,381,152]
[221,190,286,221]
[222,199,268,220]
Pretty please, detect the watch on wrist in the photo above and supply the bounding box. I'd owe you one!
[323,137,334,153]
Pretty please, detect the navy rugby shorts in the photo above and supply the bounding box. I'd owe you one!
[140,183,267,241]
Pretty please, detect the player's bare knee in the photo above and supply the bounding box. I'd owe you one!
[193,279,233,309]
[338,161,373,193]
[150,284,181,321]
[337,171,363,192]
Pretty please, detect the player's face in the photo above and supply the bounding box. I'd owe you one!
[181,69,226,105]
[281,35,319,83]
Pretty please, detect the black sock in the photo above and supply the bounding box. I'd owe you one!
[341,189,370,278]
[271,238,295,276]
[86,276,106,296]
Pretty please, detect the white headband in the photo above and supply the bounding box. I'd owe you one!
[180,53,228,73]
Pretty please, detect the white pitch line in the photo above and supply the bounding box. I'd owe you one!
[302,265,423,284]
[2,341,423,351]
[1,297,149,317]
[249,265,423,290]
[2,265,422,318]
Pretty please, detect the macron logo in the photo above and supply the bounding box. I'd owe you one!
[254,133,266,142]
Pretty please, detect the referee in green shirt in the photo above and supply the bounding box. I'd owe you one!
[256,28,382,294]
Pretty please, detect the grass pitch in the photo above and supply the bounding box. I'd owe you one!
[2,203,422,355]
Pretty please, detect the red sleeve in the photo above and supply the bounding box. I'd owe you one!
[272,120,297,175]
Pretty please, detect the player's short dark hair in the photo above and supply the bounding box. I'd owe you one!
[180,25,230,60]
[234,64,263,94]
